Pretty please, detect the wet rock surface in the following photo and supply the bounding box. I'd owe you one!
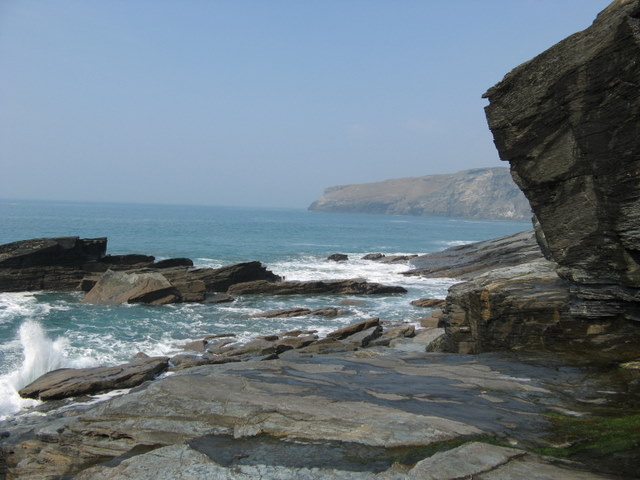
[227,278,407,295]
[3,347,631,479]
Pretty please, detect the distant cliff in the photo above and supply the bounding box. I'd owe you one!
[308,167,531,220]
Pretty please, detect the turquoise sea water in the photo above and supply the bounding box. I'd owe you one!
[0,199,531,416]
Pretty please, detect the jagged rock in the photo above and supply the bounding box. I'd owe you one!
[406,230,544,280]
[483,0,640,323]
[328,253,349,262]
[410,298,445,308]
[308,167,531,220]
[227,279,407,295]
[183,339,208,351]
[81,270,181,305]
[18,356,169,401]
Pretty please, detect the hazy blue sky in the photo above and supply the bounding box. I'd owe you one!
[1,0,609,208]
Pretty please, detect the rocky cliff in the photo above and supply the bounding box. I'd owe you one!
[429,0,640,358]
[484,0,640,323]
[308,167,531,220]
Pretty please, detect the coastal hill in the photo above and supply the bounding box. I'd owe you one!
[308,167,531,220]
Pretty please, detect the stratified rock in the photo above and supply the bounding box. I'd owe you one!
[82,270,180,305]
[438,259,640,360]
[18,356,169,401]
[0,236,107,291]
[227,279,407,296]
[161,261,280,293]
[406,230,544,280]
[308,167,531,220]
[251,307,312,318]
[483,0,640,323]
[328,253,349,262]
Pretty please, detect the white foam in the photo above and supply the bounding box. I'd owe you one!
[0,292,51,324]
[0,319,70,417]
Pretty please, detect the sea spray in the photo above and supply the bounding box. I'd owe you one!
[0,319,68,417]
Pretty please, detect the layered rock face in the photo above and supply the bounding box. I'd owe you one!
[309,167,531,220]
[483,0,640,322]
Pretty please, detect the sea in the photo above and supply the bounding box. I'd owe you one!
[0,199,530,418]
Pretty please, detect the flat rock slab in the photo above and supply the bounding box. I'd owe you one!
[82,270,180,305]
[18,356,169,400]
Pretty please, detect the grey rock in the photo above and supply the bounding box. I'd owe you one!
[328,253,349,262]
[308,167,531,220]
[81,270,180,305]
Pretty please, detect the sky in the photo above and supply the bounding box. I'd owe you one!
[0,0,610,208]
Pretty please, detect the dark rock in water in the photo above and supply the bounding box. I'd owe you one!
[81,270,180,305]
[0,236,107,291]
[484,0,640,324]
[152,257,194,269]
[378,254,418,264]
[411,298,445,308]
[101,254,155,268]
[18,356,169,401]
[328,253,348,262]
[161,261,280,293]
[308,167,531,220]
[362,253,385,260]
[251,307,312,318]
[406,230,544,280]
[202,292,235,304]
[227,279,407,296]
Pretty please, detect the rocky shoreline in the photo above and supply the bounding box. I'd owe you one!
[2,1,640,478]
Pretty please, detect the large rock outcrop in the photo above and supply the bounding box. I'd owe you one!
[483,0,640,322]
[308,167,531,220]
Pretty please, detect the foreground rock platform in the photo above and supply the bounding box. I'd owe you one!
[2,349,627,479]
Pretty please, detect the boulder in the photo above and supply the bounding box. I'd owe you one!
[18,356,169,401]
[483,0,640,323]
[362,253,385,260]
[81,270,180,305]
[328,253,348,262]
[227,279,407,295]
